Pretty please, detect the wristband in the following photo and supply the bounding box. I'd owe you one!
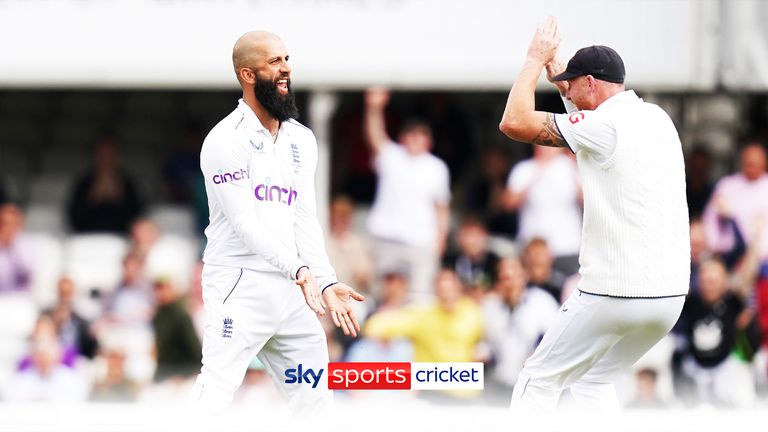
[321,282,339,295]
[295,265,309,280]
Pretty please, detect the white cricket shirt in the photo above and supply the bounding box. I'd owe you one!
[200,99,338,289]
[554,91,690,297]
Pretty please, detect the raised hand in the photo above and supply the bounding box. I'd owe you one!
[526,16,561,66]
[546,58,569,95]
[365,87,390,109]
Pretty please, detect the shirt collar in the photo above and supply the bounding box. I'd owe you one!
[237,98,293,139]
[596,90,640,111]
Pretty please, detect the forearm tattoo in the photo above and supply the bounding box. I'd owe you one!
[531,113,566,147]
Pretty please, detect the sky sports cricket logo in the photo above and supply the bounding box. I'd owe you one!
[284,362,483,390]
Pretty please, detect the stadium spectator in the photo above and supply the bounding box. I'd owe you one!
[3,337,89,402]
[345,271,413,363]
[0,203,33,295]
[677,259,759,407]
[364,87,451,304]
[442,216,500,296]
[365,269,483,403]
[481,256,559,404]
[461,146,518,238]
[151,277,201,383]
[129,218,160,264]
[67,136,144,234]
[625,368,666,409]
[504,146,582,276]
[325,195,374,294]
[47,277,99,360]
[90,347,140,402]
[18,313,79,370]
[364,269,482,364]
[101,253,154,328]
[521,238,568,303]
[686,147,715,219]
[702,142,768,259]
[374,271,410,313]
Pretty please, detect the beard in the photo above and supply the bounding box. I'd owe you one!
[254,75,299,122]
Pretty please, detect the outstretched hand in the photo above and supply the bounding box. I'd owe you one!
[296,268,326,316]
[527,16,560,66]
[322,283,365,337]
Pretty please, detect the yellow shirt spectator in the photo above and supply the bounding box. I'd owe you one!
[364,270,483,363]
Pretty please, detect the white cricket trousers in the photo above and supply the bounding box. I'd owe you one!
[511,289,685,413]
[190,264,331,415]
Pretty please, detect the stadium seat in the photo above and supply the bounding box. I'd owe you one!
[58,94,114,120]
[27,175,75,208]
[693,95,741,128]
[50,119,102,151]
[26,232,65,307]
[62,234,129,300]
[122,93,177,120]
[147,204,197,238]
[24,204,67,237]
[0,93,50,120]
[0,119,44,149]
[145,234,201,293]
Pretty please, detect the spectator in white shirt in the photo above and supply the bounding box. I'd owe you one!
[364,87,451,304]
[504,146,582,276]
[482,256,560,403]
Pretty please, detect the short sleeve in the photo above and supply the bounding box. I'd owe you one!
[434,162,451,204]
[554,111,617,164]
[373,141,401,173]
[507,161,534,193]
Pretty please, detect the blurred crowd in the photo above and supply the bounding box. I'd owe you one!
[1,90,767,410]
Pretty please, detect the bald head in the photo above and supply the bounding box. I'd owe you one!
[232,30,296,122]
[232,31,284,77]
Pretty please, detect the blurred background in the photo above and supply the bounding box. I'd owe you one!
[1,0,767,413]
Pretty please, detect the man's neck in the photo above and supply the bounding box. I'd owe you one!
[243,93,280,136]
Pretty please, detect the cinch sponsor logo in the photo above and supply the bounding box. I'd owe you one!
[284,362,483,391]
[213,169,249,184]
[255,184,298,206]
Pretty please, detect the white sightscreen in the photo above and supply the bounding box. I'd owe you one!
[0,0,717,90]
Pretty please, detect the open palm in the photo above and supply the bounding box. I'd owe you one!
[322,283,365,337]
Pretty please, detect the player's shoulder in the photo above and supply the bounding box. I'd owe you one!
[200,110,245,162]
[285,119,317,142]
[204,109,243,146]
[558,109,608,127]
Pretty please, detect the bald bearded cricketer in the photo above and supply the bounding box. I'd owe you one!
[190,31,365,414]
